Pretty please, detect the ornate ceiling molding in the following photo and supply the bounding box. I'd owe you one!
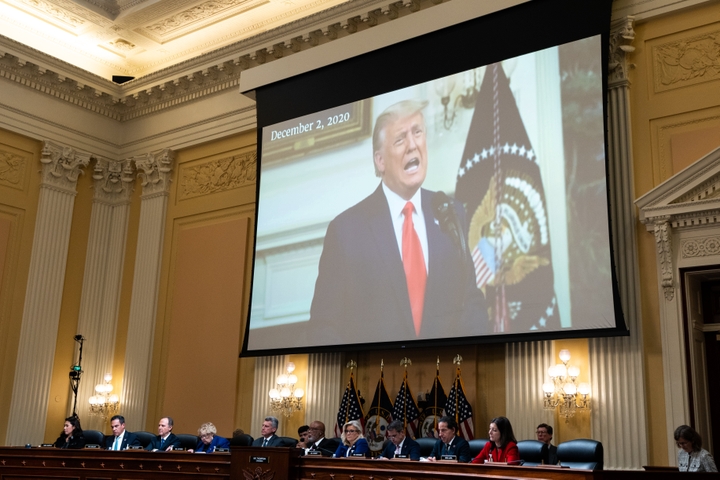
[0,0,448,121]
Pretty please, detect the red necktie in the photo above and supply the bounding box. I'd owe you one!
[402,201,426,336]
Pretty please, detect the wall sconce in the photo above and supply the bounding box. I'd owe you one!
[269,362,304,418]
[434,69,481,130]
[88,374,119,420]
[542,349,591,421]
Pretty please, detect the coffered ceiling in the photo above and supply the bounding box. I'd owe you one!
[0,0,350,79]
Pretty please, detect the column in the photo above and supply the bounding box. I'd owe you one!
[73,158,135,430]
[589,16,648,469]
[5,141,90,445]
[120,149,174,431]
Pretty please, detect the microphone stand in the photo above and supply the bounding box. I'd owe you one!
[69,335,84,418]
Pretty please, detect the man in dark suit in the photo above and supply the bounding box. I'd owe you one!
[300,421,337,456]
[379,420,421,460]
[251,416,283,447]
[310,100,488,344]
[427,416,471,463]
[536,423,558,465]
[145,417,181,451]
[105,415,142,450]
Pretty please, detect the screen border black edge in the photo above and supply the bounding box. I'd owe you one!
[242,0,626,358]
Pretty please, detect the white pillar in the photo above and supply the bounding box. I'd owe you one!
[589,16,648,470]
[73,158,135,430]
[5,141,90,445]
[305,353,342,430]
[120,149,174,431]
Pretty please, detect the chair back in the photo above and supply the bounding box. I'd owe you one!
[134,431,156,448]
[517,440,548,466]
[556,439,603,470]
[176,434,199,450]
[229,433,254,447]
[468,439,488,458]
[83,430,105,447]
[415,437,436,458]
[278,436,298,447]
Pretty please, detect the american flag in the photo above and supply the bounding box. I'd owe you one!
[391,372,420,439]
[334,372,365,437]
[445,367,474,440]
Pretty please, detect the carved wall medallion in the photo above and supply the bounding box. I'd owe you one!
[681,236,720,258]
[109,39,136,52]
[243,466,274,480]
[178,151,256,200]
[0,149,27,189]
[653,29,720,93]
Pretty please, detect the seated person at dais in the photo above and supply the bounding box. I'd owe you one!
[54,416,86,449]
[334,420,369,458]
[105,415,142,450]
[427,416,471,463]
[189,422,230,453]
[472,416,519,464]
[145,417,182,452]
[378,420,420,460]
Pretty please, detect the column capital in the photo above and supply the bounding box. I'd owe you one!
[134,148,175,197]
[608,16,635,88]
[40,140,91,193]
[92,158,135,204]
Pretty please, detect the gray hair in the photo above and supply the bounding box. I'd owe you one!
[265,416,279,429]
[387,420,404,433]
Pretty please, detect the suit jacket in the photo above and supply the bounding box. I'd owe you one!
[380,437,421,460]
[429,436,471,463]
[334,437,369,457]
[251,434,284,447]
[194,435,230,453]
[145,433,181,451]
[310,185,488,344]
[54,434,86,449]
[305,437,338,457]
[547,444,558,465]
[105,431,142,450]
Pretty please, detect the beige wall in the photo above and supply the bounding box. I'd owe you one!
[0,129,42,442]
[630,1,720,466]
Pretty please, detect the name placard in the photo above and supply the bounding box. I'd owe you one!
[128,445,144,450]
[215,447,229,453]
[351,453,365,458]
[394,454,410,460]
[440,454,457,461]
[172,447,186,451]
[306,450,322,456]
[85,444,101,449]
[40,444,54,448]
[250,456,269,463]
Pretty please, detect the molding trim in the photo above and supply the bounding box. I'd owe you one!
[654,219,675,301]
[681,235,720,258]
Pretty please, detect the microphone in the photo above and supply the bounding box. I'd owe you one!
[432,191,470,266]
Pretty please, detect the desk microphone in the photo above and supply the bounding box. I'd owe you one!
[432,191,470,266]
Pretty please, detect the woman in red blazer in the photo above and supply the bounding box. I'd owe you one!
[471,416,519,464]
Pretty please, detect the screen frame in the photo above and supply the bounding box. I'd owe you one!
[242,0,627,357]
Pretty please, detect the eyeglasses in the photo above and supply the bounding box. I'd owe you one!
[200,434,213,439]
[308,427,321,431]
[344,429,359,433]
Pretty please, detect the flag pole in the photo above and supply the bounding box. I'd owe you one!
[375,359,383,436]
[434,356,440,433]
[400,357,412,433]
[453,354,463,424]
[345,360,356,426]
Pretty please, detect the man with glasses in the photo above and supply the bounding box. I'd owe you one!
[300,421,337,456]
[426,416,471,462]
[378,420,420,460]
[536,423,557,465]
[105,415,142,450]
